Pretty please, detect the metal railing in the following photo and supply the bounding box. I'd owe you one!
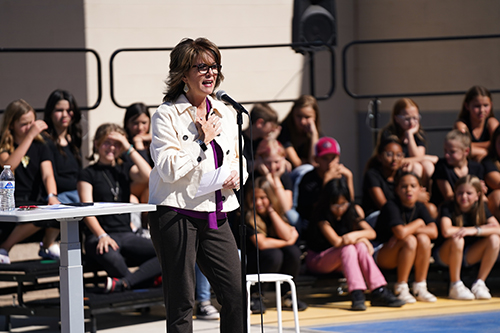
[342,34,500,138]
[0,48,102,112]
[109,42,335,109]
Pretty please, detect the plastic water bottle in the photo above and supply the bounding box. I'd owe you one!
[0,165,15,211]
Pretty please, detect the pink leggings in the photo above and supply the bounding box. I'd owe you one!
[306,242,386,292]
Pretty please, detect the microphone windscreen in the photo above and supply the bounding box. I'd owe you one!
[215,90,226,101]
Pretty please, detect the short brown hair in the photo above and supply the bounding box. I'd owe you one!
[163,37,224,102]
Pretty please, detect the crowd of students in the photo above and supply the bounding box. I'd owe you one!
[243,85,500,312]
[1,84,499,318]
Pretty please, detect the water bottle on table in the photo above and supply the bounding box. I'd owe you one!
[0,165,15,211]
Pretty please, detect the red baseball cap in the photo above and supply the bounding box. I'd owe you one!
[315,137,341,157]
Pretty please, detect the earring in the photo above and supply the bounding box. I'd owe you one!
[183,83,189,93]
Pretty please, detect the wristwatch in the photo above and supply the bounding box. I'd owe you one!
[195,139,208,152]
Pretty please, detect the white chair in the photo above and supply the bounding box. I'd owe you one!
[246,273,300,333]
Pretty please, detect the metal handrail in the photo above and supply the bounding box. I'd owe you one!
[0,47,102,112]
[342,34,500,99]
[109,42,335,109]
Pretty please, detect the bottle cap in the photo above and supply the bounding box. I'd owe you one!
[4,165,10,169]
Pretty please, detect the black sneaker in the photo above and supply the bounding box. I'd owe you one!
[283,294,308,311]
[350,289,366,311]
[370,286,405,307]
[250,296,266,314]
[103,277,125,293]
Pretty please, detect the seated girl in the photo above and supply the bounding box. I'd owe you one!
[363,135,436,222]
[306,178,404,310]
[375,171,438,303]
[253,138,296,225]
[454,85,499,162]
[482,126,500,219]
[431,129,484,208]
[278,95,322,169]
[43,89,83,204]
[377,98,438,188]
[434,175,500,300]
[244,176,307,312]
[0,99,60,263]
[78,123,161,292]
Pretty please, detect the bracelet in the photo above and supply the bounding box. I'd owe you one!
[475,226,482,236]
[47,193,58,199]
[98,233,109,240]
[126,144,134,156]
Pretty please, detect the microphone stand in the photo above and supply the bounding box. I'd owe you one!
[236,106,249,333]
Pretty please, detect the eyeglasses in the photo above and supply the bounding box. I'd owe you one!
[396,115,421,123]
[192,63,221,75]
[382,151,405,159]
[332,202,350,210]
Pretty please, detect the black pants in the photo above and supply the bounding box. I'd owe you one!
[85,231,161,288]
[149,206,243,333]
[246,244,302,295]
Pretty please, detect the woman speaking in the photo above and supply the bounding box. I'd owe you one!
[148,37,247,333]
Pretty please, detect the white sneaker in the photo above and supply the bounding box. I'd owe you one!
[449,281,474,300]
[471,280,491,300]
[394,282,416,304]
[0,248,10,264]
[412,281,437,302]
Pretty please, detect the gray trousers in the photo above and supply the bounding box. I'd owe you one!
[149,206,243,333]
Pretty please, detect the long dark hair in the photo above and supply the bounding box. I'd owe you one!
[365,134,402,171]
[458,85,494,121]
[313,178,360,232]
[123,102,151,141]
[43,89,82,166]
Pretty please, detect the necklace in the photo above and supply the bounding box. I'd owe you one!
[102,169,120,201]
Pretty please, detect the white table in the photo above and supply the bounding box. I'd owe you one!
[0,202,157,333]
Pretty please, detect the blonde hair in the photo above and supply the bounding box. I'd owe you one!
[87,123,127,163]
[453,175,486,227]
[0,99,43,154]
[445,129,471,151]
[245,177,287,237]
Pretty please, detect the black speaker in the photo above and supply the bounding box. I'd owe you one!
[292,0,336,52]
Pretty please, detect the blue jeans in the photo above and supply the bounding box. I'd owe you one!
[195,264,211,302]
[56,190,80,204]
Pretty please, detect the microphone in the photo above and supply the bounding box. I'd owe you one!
[215,90,248,114]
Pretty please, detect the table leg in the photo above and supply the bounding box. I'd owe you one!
[59,218,84,333]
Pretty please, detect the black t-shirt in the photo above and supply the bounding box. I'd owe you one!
[380,129,426,157]
[362,167,396,216]
[242,132,262,173]
[375,199,434,244]
[278,124,312,165]
[306,206,361,253]
[435,201,492,248]
[78,162,133,235]
[459,117,490,143]
[46,139,81,193]
[296,169,323,222]
[430,158,484,207]
[297,169,348,223]
[121,148,154,168]
[13,140,51,206]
